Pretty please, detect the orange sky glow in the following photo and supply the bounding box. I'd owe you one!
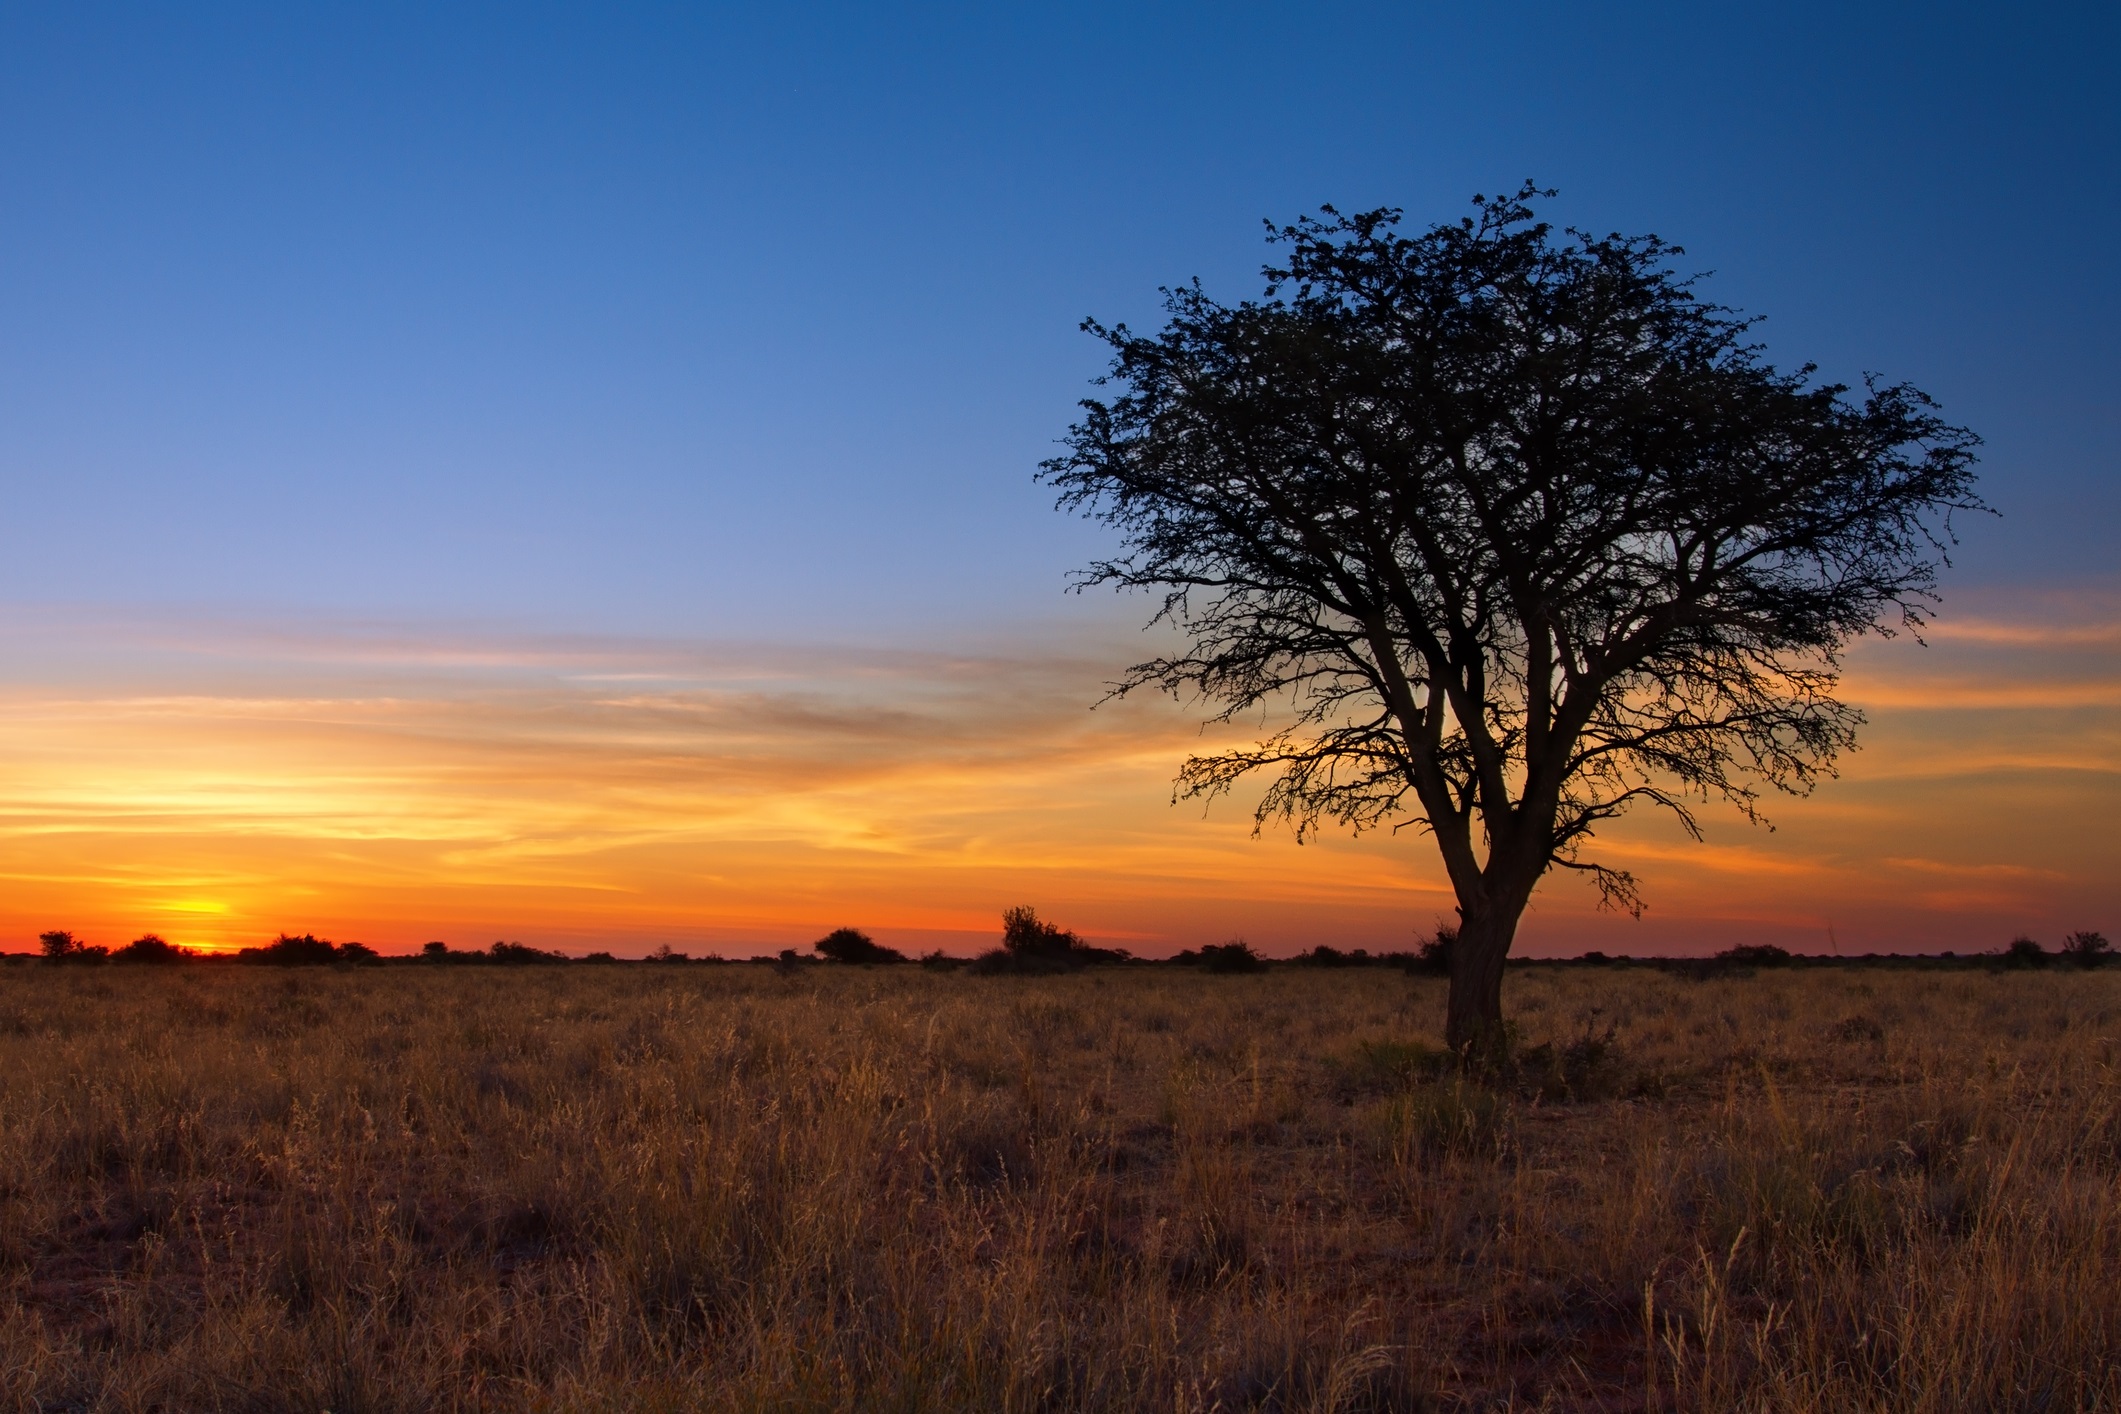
[2,593,2114,958]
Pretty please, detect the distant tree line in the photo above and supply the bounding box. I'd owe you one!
[18,921,2111,971]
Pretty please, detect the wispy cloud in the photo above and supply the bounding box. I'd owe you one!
[0,601,2112,956]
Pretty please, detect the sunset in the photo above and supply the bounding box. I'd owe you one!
[2,4,2115,1408]
[0,593,2114,958]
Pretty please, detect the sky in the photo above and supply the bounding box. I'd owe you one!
[0,2,2113,956]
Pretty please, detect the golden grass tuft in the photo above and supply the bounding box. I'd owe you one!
[0,962,2116,1410]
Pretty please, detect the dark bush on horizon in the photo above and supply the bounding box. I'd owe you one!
[2062,931,2112,969]
[1201,940,1266,973]
[1288,944,1424,970]
[1169,940,1267,973]
[1413,925,1457,977]
[1998,937,2050,970]
[417,940,570,965]
[489,940,568,965]
[1002,905,1082,959]
[1716,944,1795,969]
[111,934,191,965]
[971,906,1130,973]
[812,927,907,965]
[235,933,381,966]
[38,930,110,963]
[245,933,337,966]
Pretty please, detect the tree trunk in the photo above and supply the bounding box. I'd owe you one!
[1445,902,1522,1066]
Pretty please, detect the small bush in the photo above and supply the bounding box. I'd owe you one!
[38,930,108,963]
[1516,1024,1624,1102]
[1414,924,1456,976]
[812,927,907,965]
[1002,905,1081,959]
[1200,940,1266,974]
[1716,943,1795,969]
[1998,937,2049,970]
[417,940,567,965]
[238,933,341,966]
[1382,1078,1507,1163]
[2062,931,2112,969]
[490,941,568,965]
[974,906,1129,971]
[1345,1038,1455,1093]
[111,934,190,965]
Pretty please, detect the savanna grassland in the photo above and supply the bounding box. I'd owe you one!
[1,960,2117,1412]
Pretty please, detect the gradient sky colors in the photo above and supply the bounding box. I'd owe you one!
[0,4,2114,955]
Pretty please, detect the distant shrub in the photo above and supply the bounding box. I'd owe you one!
[111,934,190,965]
[1289,945,1424,970]
[1002,906,1081,959]
[581,951,618,964]
[1413,924,1456,976]
[1293,944,1392,967]
[1579,951,1611,965]
[2062,931,2112,969]
[973,907,1130,972]
[488,941,568,965]
[238,933,341,966]
[648,944,690,964]
[1200,940,1267,974]
[1716,943,1794,969]
[415,940,567,965]
[812,927,907,965]
[38,930,107,963]
[919,950,962,971]
[1999,937,2049,970]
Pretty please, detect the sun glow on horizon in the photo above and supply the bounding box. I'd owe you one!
[0,600,2113,958]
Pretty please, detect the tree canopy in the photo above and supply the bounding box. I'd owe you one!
[1044,186,1982,1055]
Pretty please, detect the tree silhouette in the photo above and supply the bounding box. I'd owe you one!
[1001,905,1083,959]
[1046,186,1981,1058]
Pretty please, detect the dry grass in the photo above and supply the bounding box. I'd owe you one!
[0,960,2116,1411]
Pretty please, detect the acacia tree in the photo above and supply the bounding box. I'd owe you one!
[1044,188,1982,1058]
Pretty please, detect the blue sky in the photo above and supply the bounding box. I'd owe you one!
[0,3,2115,956]
[1,2,2112,641]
